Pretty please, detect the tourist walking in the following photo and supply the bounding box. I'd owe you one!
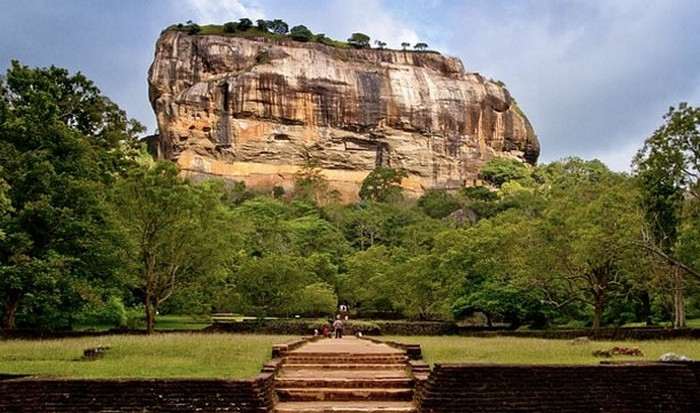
[332,317,344,338]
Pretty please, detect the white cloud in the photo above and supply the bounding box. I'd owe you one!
[432,1,700,171]
[252,0,420,49]
[184,0,265,24]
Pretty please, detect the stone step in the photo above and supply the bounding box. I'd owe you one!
[288,352,405,358]
[278,369,409,379]
[277,388,414,402]
[274,401,417,413]
[275,377,413,389]
[284,356,408,365]
[281,363,409,371]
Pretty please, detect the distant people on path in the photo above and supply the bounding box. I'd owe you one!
[332,316,344,338]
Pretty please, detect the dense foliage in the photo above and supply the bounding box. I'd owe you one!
[1,61,699,332]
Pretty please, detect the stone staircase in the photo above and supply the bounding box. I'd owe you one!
[273,338,418,413]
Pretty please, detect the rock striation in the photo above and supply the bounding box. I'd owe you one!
[148,30,539,200]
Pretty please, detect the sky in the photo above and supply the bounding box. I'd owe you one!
[1,0,699,171]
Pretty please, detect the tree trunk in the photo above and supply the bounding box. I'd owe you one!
[144,252,156,334]
[592,294,604,330]
[3,299,19,330]
[145,300,155,334]
[639,290,653,326]
[672,266,685,328]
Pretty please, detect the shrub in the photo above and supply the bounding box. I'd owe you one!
[223,22,238,33]
[290,25,313,42]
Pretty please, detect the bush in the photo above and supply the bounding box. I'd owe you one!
[223,22,238,33]
[289,25,313,42]
[75,296,128,329]
[205,318,330,335]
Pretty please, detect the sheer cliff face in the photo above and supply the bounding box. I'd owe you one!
[148,31,539,200]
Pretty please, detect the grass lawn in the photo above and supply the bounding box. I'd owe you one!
[391,336,700,366]
[0,333,295,379]
[154,315,212,330]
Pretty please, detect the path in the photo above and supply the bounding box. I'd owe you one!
[273,337,419,413]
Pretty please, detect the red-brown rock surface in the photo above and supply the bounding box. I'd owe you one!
[148,31,539,200]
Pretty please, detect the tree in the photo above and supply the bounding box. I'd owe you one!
[348,33,371,48]
[223,21,238,33]
[523,161,644,329]
[0,61,142,330]
[294,159,329,204]
[267,19,289,35]
[290,25,313,42]
[111,162,231,333]
[632,103,700,327]
[237,18,253,31]
[480,158,531,188]
[414,42,429,51]
[298,282,337,317]
[232,254,314,317]
[256,19,269,32]
[417,190,462,219]
[185,20,201,35]
[359,167,407,203]
[374,40,387,49]
[401,42,410,51]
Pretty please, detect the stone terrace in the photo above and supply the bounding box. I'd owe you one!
[273,337,419,413]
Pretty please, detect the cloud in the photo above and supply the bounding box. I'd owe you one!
[433,1,700,170]
[248,0,420,49]
[184,0,265,24]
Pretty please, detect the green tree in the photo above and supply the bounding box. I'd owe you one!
[237,18,253,31]
[374,40,387,49]
[298,282,337,317]
[348,33,371,48]
[111,162,231,333]
[267,19,289,35]
[338,245,397,316]
[523,161,644,329]
[0,61,142,330]
[417,189,462,219]
[414,42,429,51]
[185,20,201,35]
[232,254,314,317]
[480,158,531,187]
[223,21,238,33]
[359,166,407,203]
[290,25,313,42]
[401,42,410,51]
[294,160,329,204]
[633,103,700,327]
[256,19,269,32]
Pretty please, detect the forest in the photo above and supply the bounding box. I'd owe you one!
[1,61,700,334]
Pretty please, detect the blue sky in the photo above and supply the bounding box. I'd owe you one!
[2,0,699,171]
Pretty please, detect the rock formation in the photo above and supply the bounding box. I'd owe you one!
[148,30,539,200]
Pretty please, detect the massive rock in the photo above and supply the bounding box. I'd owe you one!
[148,30,539,200]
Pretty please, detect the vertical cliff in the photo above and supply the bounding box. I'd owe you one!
[148,31,539,200]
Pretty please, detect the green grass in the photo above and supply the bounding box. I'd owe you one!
[5,333,700,379]
[0,333,295,379]
[155,315,212,330]
[387,336,700,366]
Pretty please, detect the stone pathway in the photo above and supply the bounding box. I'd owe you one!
[273,337,418,413]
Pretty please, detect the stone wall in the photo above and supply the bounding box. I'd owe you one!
[418,362,700,413]
[0,374,276,412]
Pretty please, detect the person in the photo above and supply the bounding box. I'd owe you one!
[332,317,344,339]
[322,325,331,338]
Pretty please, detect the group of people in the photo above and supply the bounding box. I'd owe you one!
[317,303,351,339]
